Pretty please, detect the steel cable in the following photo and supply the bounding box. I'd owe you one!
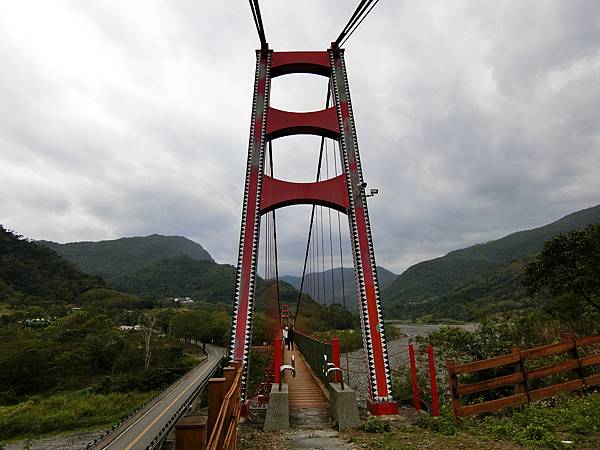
[340,0,381,46]
[292,86,331,328]
[334,0,382,47]
[248,0,267,46]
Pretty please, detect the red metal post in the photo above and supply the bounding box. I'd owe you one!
[229,49,271,398]
[330,47,396,415]
[273,336,282,384]
[332,337,341,382]
[408,343,420,412]
[427,344,439,417]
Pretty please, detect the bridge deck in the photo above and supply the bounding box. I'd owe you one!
[284,348,328,409]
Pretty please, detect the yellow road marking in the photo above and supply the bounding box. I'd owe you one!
[103,372,192,449]
[110,349,220,450]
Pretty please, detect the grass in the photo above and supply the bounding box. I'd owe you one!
[234,392,600,450]
[414,393,600,449]
[0,305,15,316]
[346,426,523,449]
[0,389,155,442]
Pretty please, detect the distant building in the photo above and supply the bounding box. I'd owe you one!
[25,318,51,328]
[173,297,194,305]
[119,324,142,331]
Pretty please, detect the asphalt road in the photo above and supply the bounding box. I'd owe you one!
[98,344,225,450]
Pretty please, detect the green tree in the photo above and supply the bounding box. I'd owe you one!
[523,224,600,313]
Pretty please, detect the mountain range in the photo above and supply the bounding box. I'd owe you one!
[39,234,301,306]
[33,203,600,321]
[281,266,397,311]
[381,204,600,321]
[39,234,212,283]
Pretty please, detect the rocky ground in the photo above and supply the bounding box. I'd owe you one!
[237,406,530,450]
[343,323,476,406]
[238,407,357,450]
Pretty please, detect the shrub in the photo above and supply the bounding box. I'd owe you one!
[415,405,459,435]
[362,417,391,433]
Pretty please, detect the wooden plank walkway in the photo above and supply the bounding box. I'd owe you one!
[283,349,328,409]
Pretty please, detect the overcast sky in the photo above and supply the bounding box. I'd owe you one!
[1,1,599,275]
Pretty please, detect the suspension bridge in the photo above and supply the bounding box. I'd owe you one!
[230,0,397,416]
[87,2,398,449]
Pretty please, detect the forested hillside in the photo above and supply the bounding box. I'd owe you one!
[383,204,600,320]
[39,234,311,306]
[110,256,235,301]
[0,226,103,307]
[281,266,396,311]
[110,255,301,306]
[39,234,213,282]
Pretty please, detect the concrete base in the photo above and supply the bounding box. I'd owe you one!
[367,399,399,416]
[264,383,289,431]
[328,383,361,430]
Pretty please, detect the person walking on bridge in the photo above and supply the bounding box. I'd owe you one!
[288,327,295,351]
[282,326,289,348]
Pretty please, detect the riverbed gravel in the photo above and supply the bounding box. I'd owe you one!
[342,323,476,407]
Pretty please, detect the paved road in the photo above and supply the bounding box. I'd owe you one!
[97,344,225,450]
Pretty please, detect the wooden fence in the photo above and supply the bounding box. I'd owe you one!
[447,333,600,417]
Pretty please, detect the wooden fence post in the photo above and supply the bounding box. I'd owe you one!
[447,359,460,418]
[220,366,237,450]
[232,364,242,448]
[223,366,236,392]
[207,377,225,439]
[511,347,527,400]
[175,416,207,450]
[564,333,584,381]
[427,344,439,417]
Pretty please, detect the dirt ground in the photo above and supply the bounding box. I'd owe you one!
[236,407,526,450]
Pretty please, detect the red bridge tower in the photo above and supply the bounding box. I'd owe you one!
[230,45,397,415]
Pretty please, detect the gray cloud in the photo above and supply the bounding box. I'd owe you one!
[1,0,599,276]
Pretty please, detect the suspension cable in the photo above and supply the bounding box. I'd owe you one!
[340,0,381,46]
[248,0,267,47]
[334,0,382,47]
[317,205,327,324]
[268,141,282,330]
[335,0,369,45]
[292,89,331,328]
[325,139,337,332]
[262,160,270,342]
